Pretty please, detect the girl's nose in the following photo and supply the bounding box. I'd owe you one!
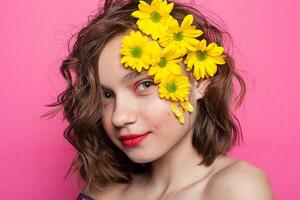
[111,95,137,128]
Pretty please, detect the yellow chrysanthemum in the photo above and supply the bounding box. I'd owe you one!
[184,39,226,80]
[170,101,193,124]
[171,102,185,124]
[147,44,184,83]
[158,74,190,102]
[131,0,177,40]
[120,31,154,72]
[159,14,203,54]
[180,101,194,113]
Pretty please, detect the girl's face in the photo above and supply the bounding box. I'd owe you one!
[98,32,198,163]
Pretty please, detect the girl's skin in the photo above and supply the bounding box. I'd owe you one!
[86,31,274,200]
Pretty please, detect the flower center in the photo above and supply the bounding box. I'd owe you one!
[174,32,183,41]
[167,82,177,93]
[131,47,143,58]
[196,51,207,61]
[159,57,167,68]
[150,11,161,23]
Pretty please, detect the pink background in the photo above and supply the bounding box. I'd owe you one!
[1,0,299,199]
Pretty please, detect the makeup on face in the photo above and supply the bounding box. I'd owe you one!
[100,71,156,106]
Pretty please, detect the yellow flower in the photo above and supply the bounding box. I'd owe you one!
[131,0,176,40]
[120,31,154,72]
[148,45,183,84]
[184,39,226,80]
[158,74,190,102]
[171,102,185,124]
[171,100,194,124]
[159,14,203,54]
[180,101,194,113]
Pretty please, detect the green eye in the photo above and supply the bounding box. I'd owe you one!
[136,80,154,92]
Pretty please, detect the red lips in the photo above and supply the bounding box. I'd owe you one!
[119,133,149,140]
[119,133,150,147]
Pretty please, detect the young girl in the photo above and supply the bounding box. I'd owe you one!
[46,0,274,199]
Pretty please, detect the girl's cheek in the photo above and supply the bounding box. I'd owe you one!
[148,103,174,132]
[101,107,114,133]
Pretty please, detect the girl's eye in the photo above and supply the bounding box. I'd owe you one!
[135,80,154,92]
[102,91,113,100]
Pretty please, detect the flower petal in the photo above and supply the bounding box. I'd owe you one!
[181,14,193,29]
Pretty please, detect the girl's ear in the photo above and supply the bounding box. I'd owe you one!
[194,79,211,100]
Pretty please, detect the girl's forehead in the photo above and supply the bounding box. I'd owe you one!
[98,34,125,80]
[98,30,132,62]
[98,34,124,66]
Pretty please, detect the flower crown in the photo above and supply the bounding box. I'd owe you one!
[119,0,226,124]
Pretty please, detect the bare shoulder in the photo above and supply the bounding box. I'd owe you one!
[82,182,128,200]
[204,160,275,200]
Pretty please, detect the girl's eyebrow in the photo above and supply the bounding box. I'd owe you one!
[121,70,147,81]
[101,70,148,89]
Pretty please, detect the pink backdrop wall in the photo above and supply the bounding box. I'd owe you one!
[1,0,299,199]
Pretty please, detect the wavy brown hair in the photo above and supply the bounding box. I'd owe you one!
[42,0,246,193]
